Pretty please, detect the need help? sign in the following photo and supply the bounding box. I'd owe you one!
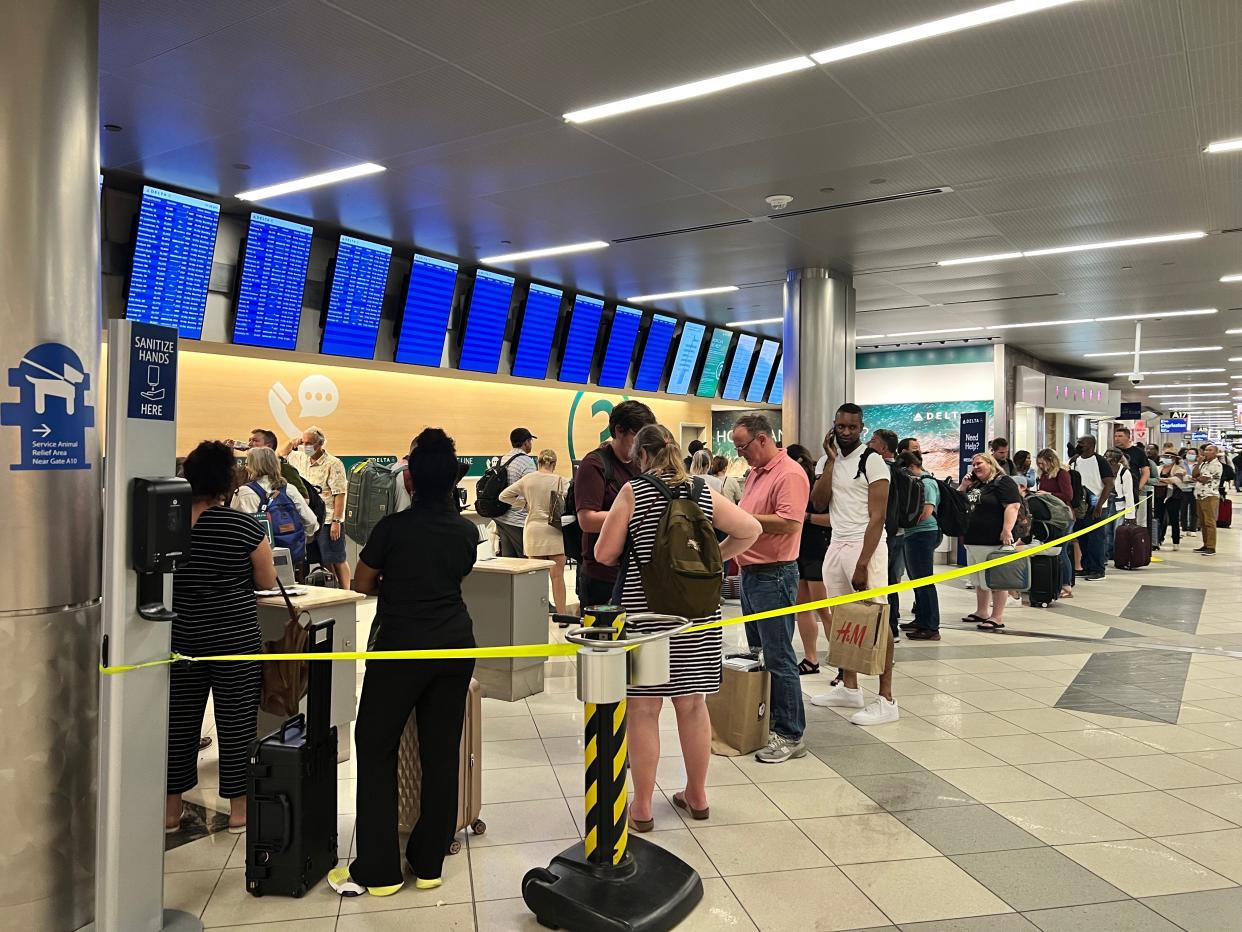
[127,322,177,421]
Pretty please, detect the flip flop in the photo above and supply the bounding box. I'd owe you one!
[672,792,709,821]
[961,614,989,624]
[628,814,654,833]
[976,619,1006,631]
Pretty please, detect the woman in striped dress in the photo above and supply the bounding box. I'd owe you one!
[595,425,760,831]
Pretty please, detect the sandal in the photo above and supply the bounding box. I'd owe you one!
[961,614,989,624]
[976,618,1005,631]
[628,814,654,834]
[797,658,820,676]
[672,792,709,821]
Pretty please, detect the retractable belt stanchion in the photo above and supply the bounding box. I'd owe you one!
[522,607,704,932]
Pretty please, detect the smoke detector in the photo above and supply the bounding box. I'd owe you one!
[765,194,794,211]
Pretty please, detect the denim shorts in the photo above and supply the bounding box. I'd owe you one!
[317,522,347,563]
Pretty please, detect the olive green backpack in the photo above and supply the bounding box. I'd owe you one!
[634,475,724,620]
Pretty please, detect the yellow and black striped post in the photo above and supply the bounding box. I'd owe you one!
[582,605,629,867]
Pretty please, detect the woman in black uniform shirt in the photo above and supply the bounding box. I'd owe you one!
[329,428,478,898]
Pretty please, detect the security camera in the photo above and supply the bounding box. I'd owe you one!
[1128,372,1144,386]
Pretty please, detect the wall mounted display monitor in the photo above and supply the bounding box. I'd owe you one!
[559,294,604,384]
[767,355,785,405]
[321,235,392,359]
[633,313,677,392]
[458,269,515,374]
[511,283,563,380]
[722,334,757,401]
[696,328,734,397]
[598,305,643,389]
[666,321,706,395]
[395,253,458,367]
[232,213,313,350]
[745,339,781,403]
[125,185,221,339]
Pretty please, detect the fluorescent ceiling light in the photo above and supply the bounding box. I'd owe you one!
[1136,383,1228,389]
[988,318,1090,330]
[1227,329,1242,335]
[564,57,814,123]
[235,162,385,201]
[629,285,738,302]
[726,317,782,328]
[1221,274,1242,283]
[887,327,985,337]
[940,231,1207,266]
[1084,346,1222,357]
[1205,138,1242,154]
[811,0,1082,64]
[1149,393,1229,399]
[480,240,608,264]
[1093,309,1216,322]
[1113,368,1225,376]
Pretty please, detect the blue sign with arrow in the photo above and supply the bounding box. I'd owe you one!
[1,342,95,470]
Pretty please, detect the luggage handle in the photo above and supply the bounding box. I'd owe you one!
[278,714,306,744]
[255,792,294,854]
[306,619,335,741]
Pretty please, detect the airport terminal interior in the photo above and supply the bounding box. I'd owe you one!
[7,0,1242,930]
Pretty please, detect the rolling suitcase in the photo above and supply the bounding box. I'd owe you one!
[246,620,337,897]
[1219,498,1233,529]
[1028,553,1061,608]
[1113,521,1151,570]
[397,678,485,854]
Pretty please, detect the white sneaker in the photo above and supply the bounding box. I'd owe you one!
[851,697,900,726]
[811,684,865,709]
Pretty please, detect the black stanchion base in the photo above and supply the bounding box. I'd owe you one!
[521,837,703,932]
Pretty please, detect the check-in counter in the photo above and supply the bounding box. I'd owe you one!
[464,556,553,701]
[255,585,363,760]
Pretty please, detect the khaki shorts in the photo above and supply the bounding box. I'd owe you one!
[822,537,889,604]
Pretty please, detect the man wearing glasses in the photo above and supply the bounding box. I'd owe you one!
[732,414,810,763]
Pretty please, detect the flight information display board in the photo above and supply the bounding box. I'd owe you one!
[126,185,221,339]
[232,212,313,350]
[395,254,458,367]
[321,235,392,359]
[745,339,780,403]
[458,269,515,373]
[633,313,677,392]
[666,321,705,395]
[598,305,643,388]
[722,334,757,400]
[559,294,604,384]
[511,283,563,379]
[767,356,785,405]
[696,328,733,397]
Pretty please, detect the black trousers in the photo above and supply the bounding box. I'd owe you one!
[1159,494,1182,545]
[350,652,474,886]
[579,574,616,612]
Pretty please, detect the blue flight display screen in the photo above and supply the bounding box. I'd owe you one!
[321,235,392,359]
[768,356,785,405]
[395,254,458,367]
[633,314,677,392]
[697,328,733,397]
[745,339,781,403]
[232,213,313,350]
[459,269,515,373]
[722,334,757,400]
[559,294,603,383]
[512,283,562,379]
[598,305,643,388]
[126,185,221,339]
[666,321,705,395]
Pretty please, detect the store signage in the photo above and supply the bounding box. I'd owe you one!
[1044,376,1109,414]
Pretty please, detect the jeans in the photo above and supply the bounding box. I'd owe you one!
[1159,494,1181,545]
[1103,498,1118,560]
[1060,545,1074,590]
[886,534,906,633]
[1183,490,1199,532]
[904,531,941,631]
[1077,492,1108,576]
[740,563,805,741]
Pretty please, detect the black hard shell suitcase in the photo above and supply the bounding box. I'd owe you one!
[1028,553,1061,608]
[246,620,337,898]
[1114,521,1151,571]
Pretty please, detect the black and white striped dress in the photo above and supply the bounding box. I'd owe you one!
[620,474,723,697]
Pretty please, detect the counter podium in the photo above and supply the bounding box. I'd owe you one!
[465,556,553,700]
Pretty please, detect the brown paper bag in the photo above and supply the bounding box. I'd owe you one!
[706,665,771,756]
[827,602,890,676]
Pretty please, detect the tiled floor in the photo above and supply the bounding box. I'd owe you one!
[168,503,1242,930]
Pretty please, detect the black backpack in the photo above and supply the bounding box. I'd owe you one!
[303,482,328,527]
[474,453,524,518]
[1067,468,1087,519]
[562,447,617,559]
[934,477,973,537]
[856,449,924,533]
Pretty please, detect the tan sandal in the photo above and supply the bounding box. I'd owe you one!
[673,792,709,820]
[628,814,654,833]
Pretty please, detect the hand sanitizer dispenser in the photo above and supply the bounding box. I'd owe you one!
[131,476,191,620]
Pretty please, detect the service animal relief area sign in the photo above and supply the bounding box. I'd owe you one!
[128,322,177,421]
[1,341,95,470]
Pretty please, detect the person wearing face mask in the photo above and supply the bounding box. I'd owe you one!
[1156,452,1187,551]
[282,426,351,589]
[1181,447,1201,536]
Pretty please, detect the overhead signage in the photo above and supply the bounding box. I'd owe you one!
[1159,418,1187,433]
[2,341,96,470]
[127,322,178,421]
[959,411,987,480]
[1119,402,1141,420]
[1191,431,1209,442]
[1168,409,1188,419]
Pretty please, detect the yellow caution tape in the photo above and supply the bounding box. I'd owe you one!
[100,496,1146,675]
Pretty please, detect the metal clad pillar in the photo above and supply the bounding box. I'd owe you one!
[782,268,855,447]
[0,0,102,928]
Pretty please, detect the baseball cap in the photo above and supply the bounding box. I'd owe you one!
[510,427,537,446]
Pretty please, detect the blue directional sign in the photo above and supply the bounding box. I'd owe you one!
[1,342,95,470]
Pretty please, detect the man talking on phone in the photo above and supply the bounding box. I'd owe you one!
[283,427,351,589]
[809,403,899,725]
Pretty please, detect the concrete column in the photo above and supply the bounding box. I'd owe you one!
[782,268,855,447]
[0,0,102,928]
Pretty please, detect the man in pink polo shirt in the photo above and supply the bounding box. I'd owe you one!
[732,414,811,764]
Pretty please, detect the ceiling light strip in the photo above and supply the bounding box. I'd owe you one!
[1084,346,1222,358]
[939,231,1206,266]
[1205,138,1242,154]
[628,285,738,303]
[235,162,385,201]
[480,240,608,264]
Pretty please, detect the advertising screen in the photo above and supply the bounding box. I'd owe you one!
[458,269,515,373]
[395,254,458,367]
[633,313,677,392]
[696,328,733,397]
[126,185,221,339]
[232,212,313,351]
[559,294,604,384]
[745,339,780,403]
[666,321,705,395]
[767,355,785,405]
[598,305,643,388]
[321,235,392,359]
[511,283,563,379]
[721,334,757,400]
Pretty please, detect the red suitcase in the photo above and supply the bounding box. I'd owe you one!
[1219,498,1233,529]
[1114,521,1151,570]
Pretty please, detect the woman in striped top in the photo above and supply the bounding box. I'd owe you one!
[167,441,277,834]
[595,425,760,831]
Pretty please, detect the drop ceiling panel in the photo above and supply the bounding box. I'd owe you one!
[1180,0,1242,51]
[480,163,706,219]
[100,73,238,167]
[762,191,985,242]
[878,266,1052,294]
[706,158,947,216]
[99,0,286,70]
[982,196,1205,246]
[1187,39,1242,104]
